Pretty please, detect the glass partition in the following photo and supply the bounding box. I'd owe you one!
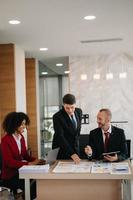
[39,73,69,158]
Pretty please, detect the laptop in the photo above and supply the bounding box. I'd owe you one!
[45,147,59,164]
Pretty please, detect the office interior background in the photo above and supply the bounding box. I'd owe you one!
[0,0,133,197]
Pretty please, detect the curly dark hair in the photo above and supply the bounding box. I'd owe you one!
[18,112,30,125]
[2,111,30,135]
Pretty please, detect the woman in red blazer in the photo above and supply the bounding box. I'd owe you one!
[1,112,44,197]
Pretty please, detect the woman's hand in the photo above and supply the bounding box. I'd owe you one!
[28,159,46,165]
[37,159,46,165]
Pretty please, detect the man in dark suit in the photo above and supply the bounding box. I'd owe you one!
[52,93,82,164]
[85,108,128,162]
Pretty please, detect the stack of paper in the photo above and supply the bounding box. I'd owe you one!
[19,164,50,173]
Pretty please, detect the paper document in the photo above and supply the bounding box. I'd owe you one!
[91,162,111,174]
[19,164,50,173]
[53,161,92,173]
[91,161,131,174]
[111,162,131,174]
[53,161,131,174]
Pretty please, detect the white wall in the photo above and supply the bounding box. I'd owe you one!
[69,53,133,157]
[14,45,26,112]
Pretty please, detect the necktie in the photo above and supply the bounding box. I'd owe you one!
[71,115,76,129]
[104,132,109,152]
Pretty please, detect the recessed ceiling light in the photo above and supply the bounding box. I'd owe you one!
[93,73,100,80]
[8,20,21,25]
[64,70,70,74]
[42,72,48,75]
[56,63,63,67]
[40,48,48,51]
[84,15,96,20]
[81,74,87,80]
[106,73,113,80]
[119,72,127,79]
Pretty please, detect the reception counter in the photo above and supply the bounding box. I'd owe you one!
[19,160,133,200]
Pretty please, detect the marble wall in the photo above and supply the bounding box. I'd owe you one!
[69,53,133,157]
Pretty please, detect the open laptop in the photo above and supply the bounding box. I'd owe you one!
[45,147,59,164]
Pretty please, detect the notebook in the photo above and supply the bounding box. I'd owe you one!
[19,164,50,173]
[45,147,59,164]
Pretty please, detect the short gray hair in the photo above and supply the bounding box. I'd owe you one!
[99,108,112,119]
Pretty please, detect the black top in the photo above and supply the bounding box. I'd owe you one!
[52,107,82,159]
[89,126,128,161]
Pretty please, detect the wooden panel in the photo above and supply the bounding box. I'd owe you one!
[0,44,16,138]
[25,58,38,157]
[37,179,121,200]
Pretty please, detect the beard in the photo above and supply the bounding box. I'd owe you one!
[98,122,105,128]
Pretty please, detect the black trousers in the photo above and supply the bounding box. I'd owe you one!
[2,174,36,200]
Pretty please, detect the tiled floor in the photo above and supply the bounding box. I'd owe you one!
[0,187,24,200]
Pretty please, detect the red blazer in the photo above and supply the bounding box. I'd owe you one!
[1,133,35,179]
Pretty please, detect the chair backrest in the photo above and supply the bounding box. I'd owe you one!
[0,144,2,172]
[79,136,131,159]
[126,139,131,158]
[79,134,89,159]
[0,144,3,185]
[0,187,13,199]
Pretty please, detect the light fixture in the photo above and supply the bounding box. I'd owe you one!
[119,72,127,79]
[42,72,48,75]
[56,63,63,67]
[93,62,100,80]
[106,73,113,80]
[40,48,48,51]
[93,73,100,80]
[81,74,87,80]
[84,15,96,20]
[119,59,127,79]
[8,20,21,25]
[64,70,70,74]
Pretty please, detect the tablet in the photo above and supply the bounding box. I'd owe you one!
[102,151,120,156]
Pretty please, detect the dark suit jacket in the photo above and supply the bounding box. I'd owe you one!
[89,126,128,161]
[52,107,82,159]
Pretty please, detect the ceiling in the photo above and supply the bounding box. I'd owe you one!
[0,0,133,74]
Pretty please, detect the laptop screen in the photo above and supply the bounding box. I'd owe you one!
[45,147,59,164]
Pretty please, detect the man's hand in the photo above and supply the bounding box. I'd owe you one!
[71,153,81,164]
[84,145,92,156]
[104,154,118,162]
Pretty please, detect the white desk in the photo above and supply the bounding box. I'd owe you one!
[19,161,133,200]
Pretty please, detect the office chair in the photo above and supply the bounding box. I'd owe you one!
[126,139,131,158]
[0,144,3,186]
[79,134,89,159]
[79,135,131,159]
[0,144,15,199]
